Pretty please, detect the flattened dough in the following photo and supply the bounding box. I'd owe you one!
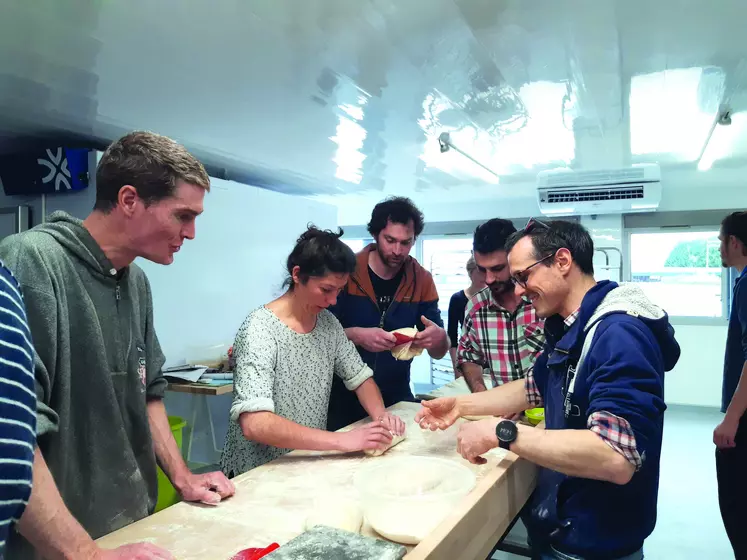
[364,433,406,456]
[390,327,423,361]
[461,415,495,421]
[305,500,363,533]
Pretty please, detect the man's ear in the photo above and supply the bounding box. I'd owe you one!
[117,185,139,217]
[555,247,573,275]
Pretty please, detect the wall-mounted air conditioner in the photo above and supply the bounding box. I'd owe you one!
[536,164,661,216]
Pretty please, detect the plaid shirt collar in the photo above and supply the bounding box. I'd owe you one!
[564,308,580,329]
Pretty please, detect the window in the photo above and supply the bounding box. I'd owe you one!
[341,238,367,253]
[627,229,725,320]
[421,236,474,385]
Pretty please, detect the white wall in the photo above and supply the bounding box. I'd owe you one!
[138,178,337,365]
[666,325,725,408]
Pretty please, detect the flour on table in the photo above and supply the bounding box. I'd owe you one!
[304,500,362,534]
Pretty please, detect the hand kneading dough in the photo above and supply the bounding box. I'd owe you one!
[364,433,406,456]
[305,500,363,533]
[390,327,423,361]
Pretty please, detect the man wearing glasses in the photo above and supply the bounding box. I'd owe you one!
[457,218,545,393]
[417,219,680,560]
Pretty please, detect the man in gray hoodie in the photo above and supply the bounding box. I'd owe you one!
[0,131,235,560]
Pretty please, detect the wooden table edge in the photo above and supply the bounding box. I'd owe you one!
[166,382,234,396]
[404,452,538,560]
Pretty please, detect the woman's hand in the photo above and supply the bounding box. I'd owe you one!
[337,423,393,452]
[378,412,406,436]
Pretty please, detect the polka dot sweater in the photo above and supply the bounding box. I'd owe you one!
[220,306,372,476]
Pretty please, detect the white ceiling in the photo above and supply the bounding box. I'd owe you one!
[2,0,747,221]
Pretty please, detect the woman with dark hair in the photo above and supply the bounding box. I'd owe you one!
[220,226,405,476]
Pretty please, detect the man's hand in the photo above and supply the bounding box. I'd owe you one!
[98,543,174,559]
[354,328,397,352]
[457,418,500,465]
[412,316,446,351]
[337,422,393,452]
[175,471,236,505]
[714,417,740,449]
[415,397,462,431]
[378,412,406,436]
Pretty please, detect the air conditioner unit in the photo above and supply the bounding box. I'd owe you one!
[536,164,661,216]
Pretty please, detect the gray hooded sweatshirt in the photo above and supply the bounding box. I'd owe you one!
[0,212,167,557]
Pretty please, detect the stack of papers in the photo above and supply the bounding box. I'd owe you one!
[162,365,209,383]
[163,365,234,385]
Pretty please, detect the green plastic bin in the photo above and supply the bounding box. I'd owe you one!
[155,416,187,512]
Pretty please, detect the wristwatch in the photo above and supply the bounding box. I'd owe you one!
[495,419,518,450]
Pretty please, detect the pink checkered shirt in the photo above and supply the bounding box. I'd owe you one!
[524,308,642,470]
[456,287,545,387]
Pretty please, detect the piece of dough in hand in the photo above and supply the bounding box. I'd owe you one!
[364,433,406,457]
[305,500,363,533]
[390,327,423,361]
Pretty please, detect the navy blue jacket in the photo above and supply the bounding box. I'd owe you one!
[722,267,747,414]
[528,281,680,559]
[327,245,443,430]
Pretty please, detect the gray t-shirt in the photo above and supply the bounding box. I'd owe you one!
[220,306,372,476]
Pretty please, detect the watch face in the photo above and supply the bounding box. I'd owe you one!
[497,420,517,442]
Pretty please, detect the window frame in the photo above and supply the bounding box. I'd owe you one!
[417,233,476,386]
[623,225,728,326]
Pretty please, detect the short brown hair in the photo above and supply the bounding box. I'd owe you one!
[94,131,210,212]
[721,211,747,254]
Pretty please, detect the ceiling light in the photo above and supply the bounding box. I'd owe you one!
[437,132,500,182]
[697,104,733,171]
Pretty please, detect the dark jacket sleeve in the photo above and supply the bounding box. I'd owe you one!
[584,319,666,465]
[735,281,747,361]
[417,272,444,330]
[328,287,349,327]
[447,292,462,348]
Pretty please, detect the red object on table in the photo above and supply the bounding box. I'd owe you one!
[392,332,415,345]
[229,543,280,560]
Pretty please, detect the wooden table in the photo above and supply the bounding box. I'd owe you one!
[96,402,538,560]
[166,382,233,463]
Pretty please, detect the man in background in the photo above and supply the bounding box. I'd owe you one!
[714,210,747,558]
[458,218,544,392]
[1,131,235,560]
[328,196,449,430]
[0,262,35,557]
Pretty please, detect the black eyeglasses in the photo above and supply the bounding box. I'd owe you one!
[524,217,551,233]
[511,252,556,288]
[510,218,557,288]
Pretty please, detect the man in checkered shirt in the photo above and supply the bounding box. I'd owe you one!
[457,218,545,392]
[417,219,680,560]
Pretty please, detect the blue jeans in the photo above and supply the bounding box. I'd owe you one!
[540,547,644,560]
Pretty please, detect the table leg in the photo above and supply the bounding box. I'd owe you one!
[185,395,200,464]
[206,396,221,455]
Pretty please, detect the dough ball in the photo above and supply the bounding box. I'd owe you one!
[364,433,406,457]
[390,327,423,361]
[305,500,362,534]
